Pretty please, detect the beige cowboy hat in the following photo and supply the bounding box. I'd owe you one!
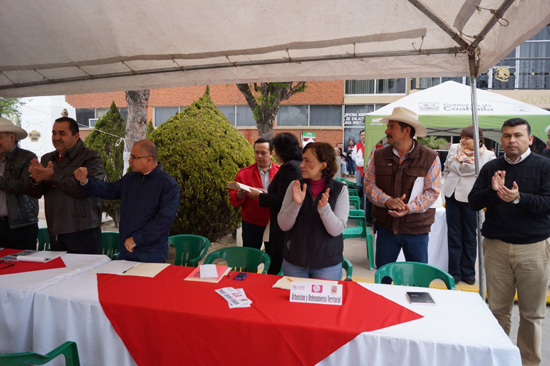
[381,107,427,137]
[0,117,28,140]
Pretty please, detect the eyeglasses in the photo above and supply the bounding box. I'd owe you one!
[0,259,14,270]
[129,155,153,160]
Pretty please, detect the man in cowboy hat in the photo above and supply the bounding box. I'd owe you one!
[27,116,104,254]
[364,107,441,269]
[0,117,39,249]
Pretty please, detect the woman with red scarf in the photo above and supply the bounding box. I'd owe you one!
[443,126,495,285]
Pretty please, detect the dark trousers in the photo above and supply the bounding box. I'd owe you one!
[50,227,102,254]
[264,240,283,275]
[241,220,266,250]
[0,220,38,250]
[445,194,477,279]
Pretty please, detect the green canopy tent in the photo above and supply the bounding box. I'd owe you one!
[364,81,550,156]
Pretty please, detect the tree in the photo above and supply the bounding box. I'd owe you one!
[236,82,306,139]
[150,87,254,240]
[124,90,150,172]
[0,97,24,124]
[84,102,125,225]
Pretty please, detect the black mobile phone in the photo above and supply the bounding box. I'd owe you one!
[233,272,248,281]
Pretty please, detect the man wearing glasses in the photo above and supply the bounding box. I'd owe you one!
[28,116,104,254]
[74,139,180,263]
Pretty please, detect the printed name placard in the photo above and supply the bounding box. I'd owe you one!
[289,282,343,306]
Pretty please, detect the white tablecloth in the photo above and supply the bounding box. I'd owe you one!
[32,261,520,366]
[320,283,521,366]
[0,253,110,353]
[396,207,448,270]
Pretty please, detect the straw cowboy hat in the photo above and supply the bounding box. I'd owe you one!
[0,117,28,140]
[381,107,427,137]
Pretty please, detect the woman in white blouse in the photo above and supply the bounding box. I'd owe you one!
[443,126,495,285]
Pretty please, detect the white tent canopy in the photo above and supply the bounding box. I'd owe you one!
[1,0,550,97]
[363,81,550,154]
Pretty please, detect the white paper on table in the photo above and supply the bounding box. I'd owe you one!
[199,264,219,279]
[408,177,424,203]
[120,263,170,277]
[16,251,66,263]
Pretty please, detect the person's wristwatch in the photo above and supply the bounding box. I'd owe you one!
[512,195,521,204]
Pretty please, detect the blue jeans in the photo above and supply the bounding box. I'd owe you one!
[445,194,477,279]
[282,259,342,280]
[375,226,428,268]
[241,220,265,250]
[340,160,348,174]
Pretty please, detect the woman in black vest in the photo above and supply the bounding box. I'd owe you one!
[277,142,349,280]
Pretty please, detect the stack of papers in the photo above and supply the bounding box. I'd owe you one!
[184,264,231,283]
[215,287,252,308]
[1,250,66,263]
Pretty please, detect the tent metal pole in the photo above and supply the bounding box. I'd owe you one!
[469,54,486,300]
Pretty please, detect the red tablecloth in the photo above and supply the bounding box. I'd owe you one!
[0,248,66,275]
[98,266,422,366]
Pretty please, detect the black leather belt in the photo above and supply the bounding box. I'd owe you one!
[0,217,8,221]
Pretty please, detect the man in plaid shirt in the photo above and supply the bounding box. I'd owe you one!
[364,107,440,269]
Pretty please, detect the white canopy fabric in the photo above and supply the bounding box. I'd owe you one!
[363,81,550,153]
[1,0,550,97]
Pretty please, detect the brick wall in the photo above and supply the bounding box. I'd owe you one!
[66,81,347,145]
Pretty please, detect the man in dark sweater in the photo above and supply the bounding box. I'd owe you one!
[74,139,180,263]
[469,118,550,366]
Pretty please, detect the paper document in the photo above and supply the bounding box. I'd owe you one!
[408,177,424,203]
[200,264,219,278]
[2,250,66,263]
[273,276,338,290]
[226,181,263,193]
[120,263,170,278]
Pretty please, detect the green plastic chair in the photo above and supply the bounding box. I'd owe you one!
[0,341,80,366]
[349,196,361,209]
[204,247,271,274]
[37,228,50,251]
[342,257,353,281]
[347,188,358,197]
[101,231,120,260]
[343,215,374,270]
[374,261,456,290]
[277,257,353,280]
[168,234,210,267]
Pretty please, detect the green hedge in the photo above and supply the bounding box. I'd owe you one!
[150,88,254,240]
[84,102,125,225]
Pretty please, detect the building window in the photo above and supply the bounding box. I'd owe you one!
[345,79,406,95]
[414,77,468,89]
[217,106,236,126]
[75,109,95,128]
[277,105,308,126]
[154,107,182,127]
[236,106,256,126]
[310,105,342,126]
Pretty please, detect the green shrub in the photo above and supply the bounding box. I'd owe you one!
[149,88,254,241]
[84,102,125,225]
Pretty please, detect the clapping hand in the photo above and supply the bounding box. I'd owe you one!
[28,159,54,182]
[491,170,505,191]
[292,180,306,205]
[73,167,89,184]
[318,188,330,208]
